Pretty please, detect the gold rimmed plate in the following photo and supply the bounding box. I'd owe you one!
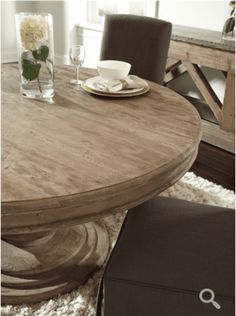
[81,76,150,97]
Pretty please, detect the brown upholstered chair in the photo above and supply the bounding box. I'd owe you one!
[96,197,235,316]
[100,14,172,84]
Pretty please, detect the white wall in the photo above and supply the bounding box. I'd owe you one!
[159,0,229,31]
[1,1,16,62]
[1,1,35,62]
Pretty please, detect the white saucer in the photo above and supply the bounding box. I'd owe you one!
[82,76,150,97]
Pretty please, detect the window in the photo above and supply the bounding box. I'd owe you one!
[85,0,158,27]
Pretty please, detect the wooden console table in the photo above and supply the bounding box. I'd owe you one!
[166,25,235,152]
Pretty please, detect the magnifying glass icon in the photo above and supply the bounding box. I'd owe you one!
[199,288,221,309]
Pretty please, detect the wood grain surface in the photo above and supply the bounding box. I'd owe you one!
[167,35,235,135]
[2,63,201,304]
[2,63,202,234]
[2,221,109,304]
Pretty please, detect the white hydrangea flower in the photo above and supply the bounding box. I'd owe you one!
[20,15,49,50]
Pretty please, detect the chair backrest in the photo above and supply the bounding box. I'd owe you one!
[100,14,172,84]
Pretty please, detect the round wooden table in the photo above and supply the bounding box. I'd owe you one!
[2,64,202,304]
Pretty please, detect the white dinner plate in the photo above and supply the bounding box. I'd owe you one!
[82,76,150,97]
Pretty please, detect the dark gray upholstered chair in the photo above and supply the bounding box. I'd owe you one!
[100,14,172,84]
[97,197,235,316]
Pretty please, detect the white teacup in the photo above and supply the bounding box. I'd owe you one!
[97,60,131,83]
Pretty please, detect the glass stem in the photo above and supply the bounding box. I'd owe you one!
[76,65,79,82]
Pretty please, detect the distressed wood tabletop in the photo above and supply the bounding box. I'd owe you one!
[1,63,202,304]
[2,63,202,233]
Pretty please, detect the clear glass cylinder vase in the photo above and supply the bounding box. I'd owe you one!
[15,12,55,99]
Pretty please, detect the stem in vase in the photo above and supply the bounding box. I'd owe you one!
[76,66,79,82]
[37,76,42,93]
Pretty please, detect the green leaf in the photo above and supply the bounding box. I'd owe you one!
[22,59,41,81]
[227,18,235,33]
[32,45,49,62]
[224,17,235,33]
[32,49,41,61]
[40,45,49,61]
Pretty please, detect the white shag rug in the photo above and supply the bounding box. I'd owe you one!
[2,172,235,316]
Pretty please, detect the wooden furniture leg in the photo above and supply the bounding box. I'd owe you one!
[221,70,235,133]
[183,61,223,124]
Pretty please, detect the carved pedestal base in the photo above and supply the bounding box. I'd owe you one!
[1,221,109,305]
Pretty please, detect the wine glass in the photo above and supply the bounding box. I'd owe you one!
[69,44,85,85]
